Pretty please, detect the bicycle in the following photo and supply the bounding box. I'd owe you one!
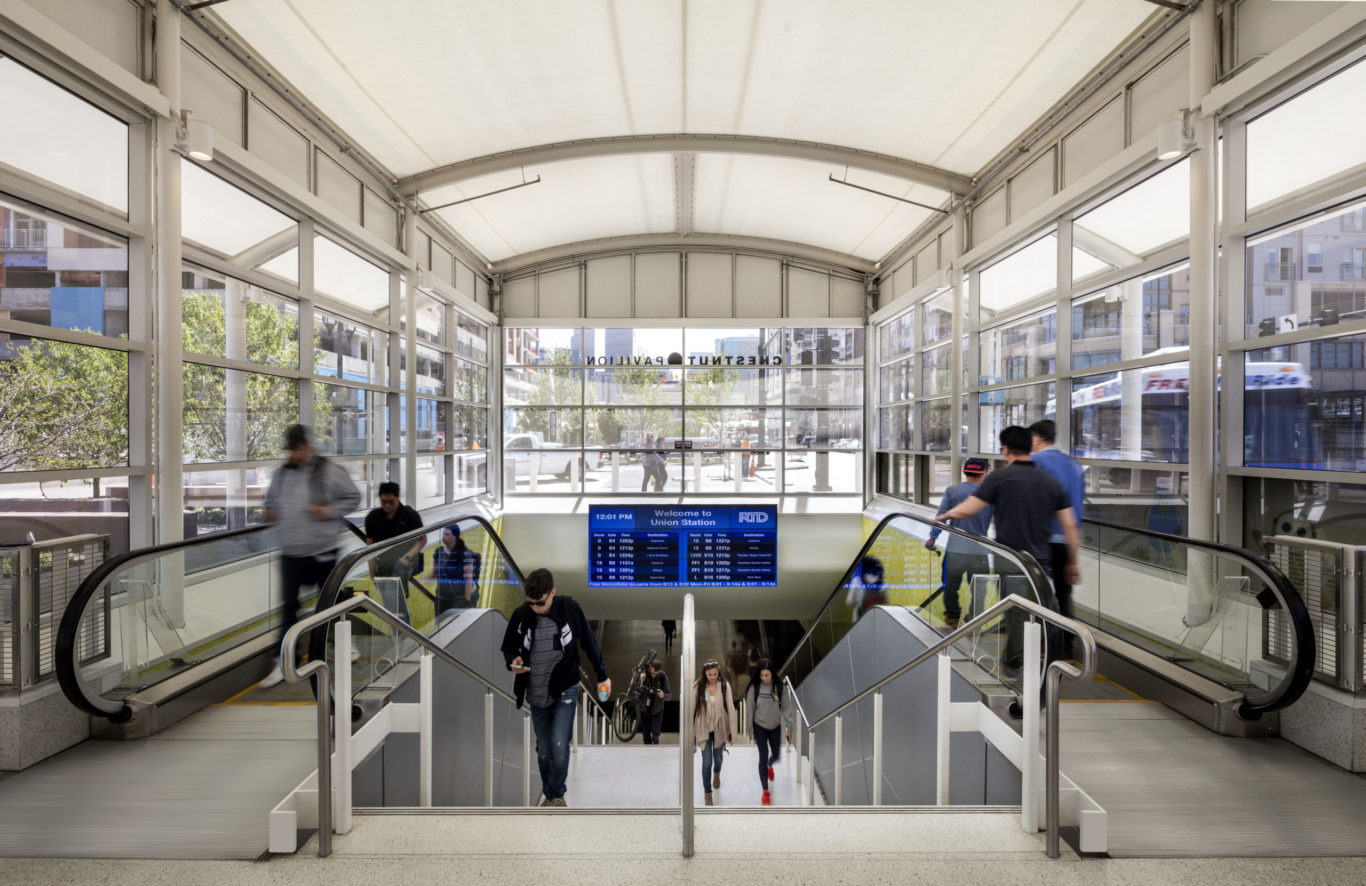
[612,649,658,741]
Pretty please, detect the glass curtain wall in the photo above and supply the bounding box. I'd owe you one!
[502,325,863,495]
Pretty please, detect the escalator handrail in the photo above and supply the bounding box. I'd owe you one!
[1081,517,1315,716]
[55,519,367,718]
[775,510,1054,682]
[306,513,525,671]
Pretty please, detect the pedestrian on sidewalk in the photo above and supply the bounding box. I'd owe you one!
[693,659,737,806]
[745,658,784,805]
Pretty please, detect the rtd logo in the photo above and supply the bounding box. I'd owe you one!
[737,511,770,524]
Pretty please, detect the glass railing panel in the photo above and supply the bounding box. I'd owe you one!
[1076,519,1308,708]
[779,512,1052,694]
[321,516,525,699]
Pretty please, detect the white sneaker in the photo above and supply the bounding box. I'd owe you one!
[259,661,284,688]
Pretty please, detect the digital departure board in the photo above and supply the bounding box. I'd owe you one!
[588,505,778,587]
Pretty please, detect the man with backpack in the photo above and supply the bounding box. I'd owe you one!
[363,481,425,593]
[260,424,361,687]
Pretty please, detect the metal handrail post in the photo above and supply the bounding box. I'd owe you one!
[1022,621,1041,833]
[419,651,433,808]
[1046,663,1064,859]
[872,690,883,806]
[484,688,495,807]
[334,621,353,833]
[833,713,843,805]
[281,649,333,858]
[523,712,533,806]
[680,593,695,857]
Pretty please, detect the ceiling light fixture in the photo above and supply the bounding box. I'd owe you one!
[176,111,214,162]
[828,173,948,214]
[420,168,542,213]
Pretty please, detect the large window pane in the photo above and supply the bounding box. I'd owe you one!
[921,344,951,397]
[414,344,445,395]
[453,360,488,404]
[505,409,582,448]
[684,408,781,448]
[456,312,489,362]
[1248,60,1366,211]
[451,404,489,451]
[0,199,128,337]
[415,455,446,510]
[1245,343,1356,471]
[979,382,1053,452]
[504,327,575,365]
[182,270,299,369]
[0,475,131,553]
[313,382,385,456]
[685,327,783,365]
[880,356,913,404]
[583,327,684,364]
[923,399,953,451]
[1071,367,1187,463]
[585,408,683,448]
[978,235,1057,319]
[685,367,780,405]
[183,466,276,535]
[785,368,862,406]
[981,310,1056,384]
[0,58,127,212]
[316,310,387,385]
[504,367,582,405]
[786,408,862,448]
[180,160,297,282]
[412,294,444,346]
[1246,202,1366,339]
[880,309,914,363]
[1073,265,1190,370]
[1072,160,1190,283]
[586,367,682,405]
[923,291,954,346]
[181,363,298,464]
[789,327,864,366]
[0,335,127,471]
[878,405,912,450]
[783,452,860,493]
[414,398,447,453]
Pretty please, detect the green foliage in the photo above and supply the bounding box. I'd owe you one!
[0,335,129,472]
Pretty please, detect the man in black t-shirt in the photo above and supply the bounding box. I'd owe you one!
[364,481,425,589]
[935,426,1081,665]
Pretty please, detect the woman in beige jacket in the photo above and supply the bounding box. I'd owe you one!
[693,659,738,806]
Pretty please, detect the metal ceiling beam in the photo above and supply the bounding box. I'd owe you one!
[489,232,877,277]
[396,134,974,198]
[674,152,697,236]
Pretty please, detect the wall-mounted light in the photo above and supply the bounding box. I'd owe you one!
[1156,110,1193,161]
[186,115,215,162]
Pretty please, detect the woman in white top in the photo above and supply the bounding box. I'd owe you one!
[692,659,738,806]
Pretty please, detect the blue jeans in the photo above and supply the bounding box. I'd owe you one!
[701,732,725,794]
[529,685,577,800]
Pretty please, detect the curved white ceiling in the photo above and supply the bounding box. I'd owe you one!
[215,0,1155,266]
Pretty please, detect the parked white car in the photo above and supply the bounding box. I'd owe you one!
[503,433,601,479]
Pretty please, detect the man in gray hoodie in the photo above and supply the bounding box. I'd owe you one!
[260,424,361,686]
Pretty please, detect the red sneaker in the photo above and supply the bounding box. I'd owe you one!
[768,766,775,782]
[761,790,771,806]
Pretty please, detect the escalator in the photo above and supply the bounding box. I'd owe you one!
[53,514,534,737]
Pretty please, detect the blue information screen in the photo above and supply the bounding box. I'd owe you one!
[588,505,777,587]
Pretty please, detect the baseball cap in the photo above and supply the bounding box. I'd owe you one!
[962,457,988,475]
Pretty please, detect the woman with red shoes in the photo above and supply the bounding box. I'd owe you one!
[745,658,785,805]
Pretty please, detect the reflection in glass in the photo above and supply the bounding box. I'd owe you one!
[412,294,444,346]
[921,344,951,397]
[880,356,913,403]
[878,405,912,450]
[923,291,954,346]
[0,199,129,337]
[785,408,862,448]
[1073,266,1191,370]
[923,399,952,451]
[685,327,783,363]
[1246,202,1366,340]
[181,363,297,464]
[685,367,779,406]
[315,310,387,385]
[414,344,445,395]
[684,408,780,448]
[1070,366,1187,463]
[1243,349,1334,470]
[182,269,299,369]
[414,398,448,453]
[877,452,914,500]
[182,466,276,535]
[785,368,862,407]
[456,312,489,363]
[586,367,682,405]
[789,327,864,365]
[981,310,1055,384]
[880,310,914,363]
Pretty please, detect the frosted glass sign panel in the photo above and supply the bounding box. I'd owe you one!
[0,58,128,212]
[978,235,1058,318]
[1248,60,1366,210]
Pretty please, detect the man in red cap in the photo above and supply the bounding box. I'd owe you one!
[926,457,992,628]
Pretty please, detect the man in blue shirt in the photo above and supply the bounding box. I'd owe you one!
[1028,421,1084,609]
[926,458,992,628]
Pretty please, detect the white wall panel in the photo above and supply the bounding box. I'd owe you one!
[735,255,782,317]
[832,276,864,317]
[247,96,309,188]
[182,47,244,147]
[1008,149,1055,223]
[1234,0,1344,68]
[787,267,829,317]
[476,275,490,310]
[538,266,580,316]
[456,260,477,299]
[913,239,939,286]
[501,276,536,317]
[634,252,681,318]
[686,252,733,317]
[419,231,432,270]
[586,255,632,317]
[23,0,140,75]
[1130,44,1188,146]
[973,187,1008,247]
[363,187,397,246]
[315,149,362,223]
[1062,96,1124,189]
[432,242,453,285]
[892,261,913,299]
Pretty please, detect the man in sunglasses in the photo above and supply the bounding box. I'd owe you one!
[501,568,610,807]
